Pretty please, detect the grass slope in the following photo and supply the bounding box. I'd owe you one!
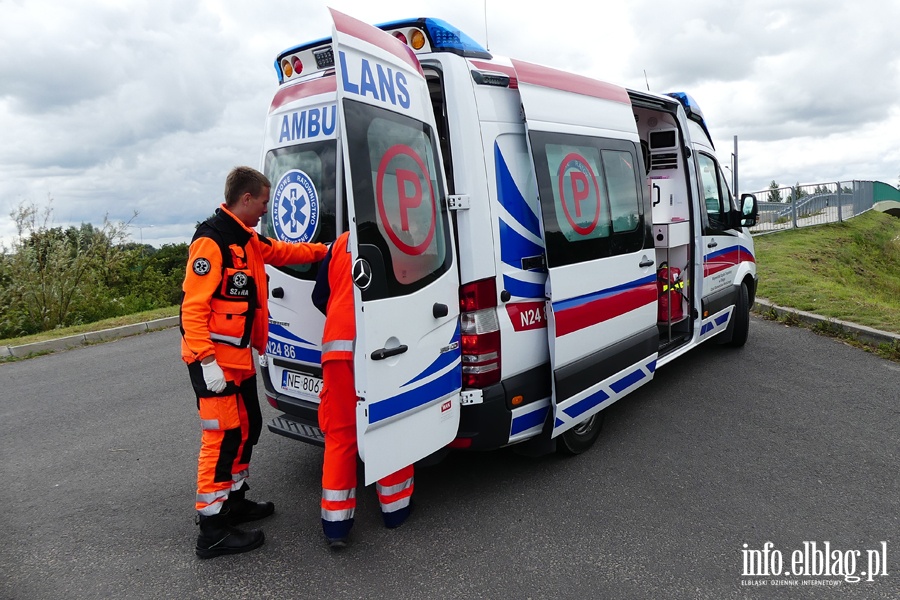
[754,210,900,334]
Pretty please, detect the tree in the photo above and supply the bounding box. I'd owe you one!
[767,180,783,203]
[1,200,131,335]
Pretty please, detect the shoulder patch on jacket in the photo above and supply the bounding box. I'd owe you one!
[192,257,212,275]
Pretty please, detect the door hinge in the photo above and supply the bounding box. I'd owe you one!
[460,389,483,406]
[448,195,470,211]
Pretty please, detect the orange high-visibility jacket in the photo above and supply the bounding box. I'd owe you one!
[181,204,327,370]
[312,230,355,363]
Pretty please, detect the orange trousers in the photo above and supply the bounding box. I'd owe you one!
[188,362,261,516]
[319,359,413,539]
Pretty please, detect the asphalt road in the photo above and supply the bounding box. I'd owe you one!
[1,316,898,599]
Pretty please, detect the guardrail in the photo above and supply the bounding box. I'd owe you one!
[747,181,881,234]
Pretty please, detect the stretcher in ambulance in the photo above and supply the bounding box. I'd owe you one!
[259,10,759,483]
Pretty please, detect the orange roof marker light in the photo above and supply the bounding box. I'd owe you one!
[281,58,293,78]
[410,29,426,50]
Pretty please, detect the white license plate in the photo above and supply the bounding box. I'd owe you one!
[281,369,323,398]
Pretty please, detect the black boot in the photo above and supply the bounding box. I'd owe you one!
[224,484,275,525]
[195,511,265,559]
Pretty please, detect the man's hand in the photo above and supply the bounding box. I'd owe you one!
[201,358,227,393]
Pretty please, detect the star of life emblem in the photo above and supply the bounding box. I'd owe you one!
[192,258,211,275]
[272,169,319,243]
[232,272,248,288]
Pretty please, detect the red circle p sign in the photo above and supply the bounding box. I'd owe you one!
[375,144,437,256]
[557,153,601,236]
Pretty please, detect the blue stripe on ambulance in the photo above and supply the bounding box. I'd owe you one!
[401,324,461,387]
[268,323,321,363]
[699,307,733,340]
[510,404,550,436]
[503,274,545,299]
[495,143,541,238]
[499,218,543,268]
[554,357,657,428]
[369,365,462,424]
[496,142,546,301]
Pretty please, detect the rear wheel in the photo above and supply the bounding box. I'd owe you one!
[557,412,604,455]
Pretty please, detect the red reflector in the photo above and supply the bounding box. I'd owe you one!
[266,395,278,409]
[448,437,473,449]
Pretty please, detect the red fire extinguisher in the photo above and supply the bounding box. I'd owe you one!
[657,262,684,322]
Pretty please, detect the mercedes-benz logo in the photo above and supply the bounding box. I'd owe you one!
[352,258,372,290]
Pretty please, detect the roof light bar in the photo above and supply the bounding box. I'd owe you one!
[666,91,714,148]
[273,17,492,84]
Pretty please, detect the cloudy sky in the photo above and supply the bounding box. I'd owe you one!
[1,0,898,247]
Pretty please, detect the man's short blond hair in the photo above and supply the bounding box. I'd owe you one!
[224,166,271,206]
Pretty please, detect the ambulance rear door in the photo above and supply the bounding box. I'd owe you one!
[331,9,461,485]
[512,59,659,439]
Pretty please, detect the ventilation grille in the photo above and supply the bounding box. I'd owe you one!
[650,152,678,170]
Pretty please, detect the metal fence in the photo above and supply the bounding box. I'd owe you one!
[747,181,878,234]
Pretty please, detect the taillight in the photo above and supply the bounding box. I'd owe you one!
[459,278,500,388]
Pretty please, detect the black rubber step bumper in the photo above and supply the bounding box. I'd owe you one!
[267,413,325,447]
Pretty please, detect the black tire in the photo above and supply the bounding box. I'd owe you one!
[726,282,750,347]
[557,412,604,455]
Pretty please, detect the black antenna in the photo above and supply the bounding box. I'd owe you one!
[644,70,650,91]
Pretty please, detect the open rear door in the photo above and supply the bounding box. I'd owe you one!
[331,9,461,485]
[512,59,659,439]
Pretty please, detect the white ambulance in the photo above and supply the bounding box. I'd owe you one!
[259,10,759,484]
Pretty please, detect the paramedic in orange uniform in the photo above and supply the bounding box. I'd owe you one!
[181,166,327,559]
[312,230,414,548]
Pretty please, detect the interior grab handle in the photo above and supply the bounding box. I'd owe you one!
[371,345,409,361]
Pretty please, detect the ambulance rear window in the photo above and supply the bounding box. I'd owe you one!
[263,140,339,280]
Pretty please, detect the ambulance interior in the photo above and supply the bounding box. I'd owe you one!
[633,106,694,352]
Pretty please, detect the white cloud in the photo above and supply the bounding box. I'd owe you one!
[0,0,897,247]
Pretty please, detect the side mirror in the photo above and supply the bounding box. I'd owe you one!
[740,193,759,228]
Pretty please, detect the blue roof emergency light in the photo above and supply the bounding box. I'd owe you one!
[377,18,491,58]
[666,92,714,148]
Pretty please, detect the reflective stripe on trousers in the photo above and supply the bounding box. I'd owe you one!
[321,487,356,522]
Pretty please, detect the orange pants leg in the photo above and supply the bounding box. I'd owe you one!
[319,359,357,539]
[192,366,258,516]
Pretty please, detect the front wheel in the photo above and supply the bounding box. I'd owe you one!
[726,282,750,347]
[557,412,604,455]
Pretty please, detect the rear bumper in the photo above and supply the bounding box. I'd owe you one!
[262,364,325,447]
[260,361,550,452]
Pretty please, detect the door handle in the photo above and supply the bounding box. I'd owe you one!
[371,345,409,361]
[271,287,284,299]
[707,240,718,248]
[639,258,655,268]
[433,302,449,318]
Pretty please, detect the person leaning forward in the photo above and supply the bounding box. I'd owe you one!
[180,166,327,559]
[311,230,415,549]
